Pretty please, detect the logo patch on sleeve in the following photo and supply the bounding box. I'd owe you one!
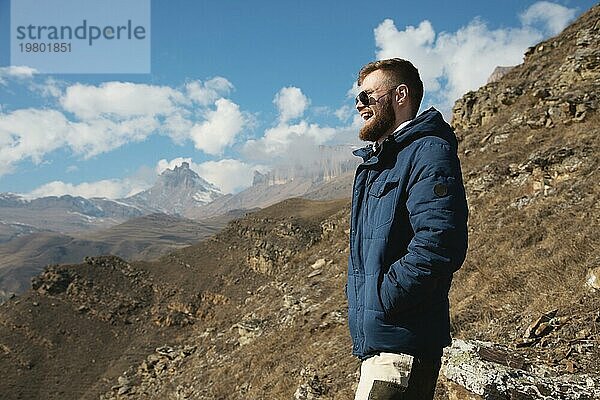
[433,183,448,197]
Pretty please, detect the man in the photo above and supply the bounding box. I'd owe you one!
[347,58,468,399]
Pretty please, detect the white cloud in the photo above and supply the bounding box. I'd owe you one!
[0,77,251,176]
[519,1,577,35]
[29,77,65,98]
[347,81,360,98]
[243,85,360,162]
[189,98,246,155]
[156,157,263,194]
[244,120,337,159]
[60,82,184,119]
[273,86,309,122]
[26,178,148,199]
[371,1,577,115]
[0,108,159,174]
[334,105,354,122]
[0,109,71,175]
[68,116,159,158]
[186,77,234,106]
[25,164,157,199]
[162,112,194,144]
[196,159,264,193]
[0,66,37,85]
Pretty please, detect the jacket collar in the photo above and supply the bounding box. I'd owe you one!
[352,107,455,163]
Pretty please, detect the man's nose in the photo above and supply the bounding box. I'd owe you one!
[356,100,367,112]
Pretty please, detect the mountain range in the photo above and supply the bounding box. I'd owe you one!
[0,149,357,301]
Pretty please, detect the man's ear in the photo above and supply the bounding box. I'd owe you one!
[397,84,408,105]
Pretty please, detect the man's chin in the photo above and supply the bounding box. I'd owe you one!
[359,124,385,142]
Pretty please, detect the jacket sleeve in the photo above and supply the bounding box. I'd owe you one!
[379,139,468,316]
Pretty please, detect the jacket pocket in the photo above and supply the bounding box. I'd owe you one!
[367,179,399,231]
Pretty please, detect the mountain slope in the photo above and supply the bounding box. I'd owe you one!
[447,2,600,375]
[0,193,144,234]
[0,198,352,399]
[0,213,233,302]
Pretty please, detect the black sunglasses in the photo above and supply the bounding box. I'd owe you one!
[355,87,397,106]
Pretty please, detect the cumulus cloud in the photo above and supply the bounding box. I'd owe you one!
[156,157,263,194]
[519,1,577,35]
[334,105,354,122]
[274,86,310,122]
[25,164,157,199]
[371,1,577,115]
[189,98,246,155]
[68,116,159,158]
[29,77,65,98]
[196,159,265,193]
[0,109,71,175]
[186,77,234,106]
[60,82,184,119]
[0,108,161,174]
[375,20,443,93]
[26,178,149,199]
[0,77,249,176]
[0,66,37,85]
[242,86,344,160]
[242,84,362,164]
[162,112,194,144]
[244,120,338,160]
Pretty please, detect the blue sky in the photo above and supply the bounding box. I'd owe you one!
[0,0,595,198]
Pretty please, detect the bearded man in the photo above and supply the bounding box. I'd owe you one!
[347,58,468,400]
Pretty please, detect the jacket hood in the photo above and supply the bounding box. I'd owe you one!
[394,107,457,148]
[353,107,457,161]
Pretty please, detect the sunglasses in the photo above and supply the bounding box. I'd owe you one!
[355,87,397,106]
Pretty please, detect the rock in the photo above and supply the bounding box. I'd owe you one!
[117,376,130,386]
[487,66,515,84]
[585,266,600,291]
[117,385,131,395]
[233,319,264,345]
[443,339,600,399]
[523,309,558,339]
[532,88,550,99]
[293,367,328,399]
[307,270,322,278]
[310,258,326,269]
[31,268,75,295]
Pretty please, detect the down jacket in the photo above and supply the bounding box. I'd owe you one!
[347,107,468,360]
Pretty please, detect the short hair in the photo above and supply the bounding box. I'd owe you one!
[357,58,423,117]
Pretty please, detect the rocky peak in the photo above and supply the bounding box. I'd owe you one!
[124,163,223,215]
[158,161,208,190]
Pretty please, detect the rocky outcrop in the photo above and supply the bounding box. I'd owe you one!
[452,15,599,131]
[486,66,515,84]
[100,345,198,399]
[443,340,600,399]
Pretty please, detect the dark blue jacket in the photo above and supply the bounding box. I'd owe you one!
[347,107,468,360]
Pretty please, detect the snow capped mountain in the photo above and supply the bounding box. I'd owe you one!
[0,193,144,233]
[124,162,223,215]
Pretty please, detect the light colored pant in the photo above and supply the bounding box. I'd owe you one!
[354,352,414,400]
